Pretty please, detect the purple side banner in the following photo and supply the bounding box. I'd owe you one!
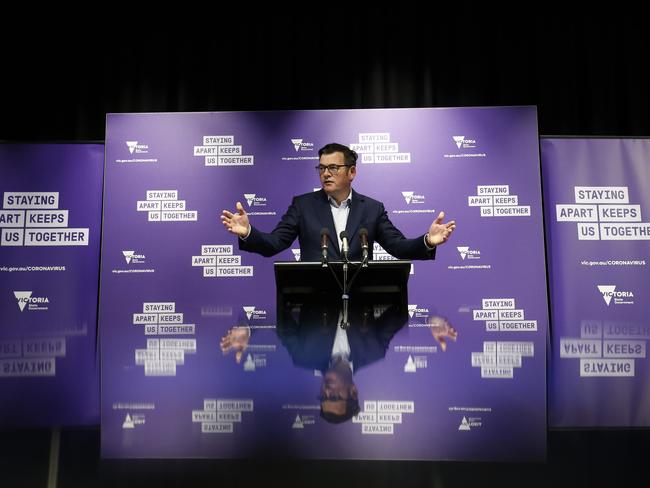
[0,143,103,426]
[101,107,547,460]
[543,138,650,427]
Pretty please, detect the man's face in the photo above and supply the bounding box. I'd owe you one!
[320,369,357,415]
[320,151,356,198]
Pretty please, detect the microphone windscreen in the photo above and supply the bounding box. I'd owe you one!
[321,227,329,237]
[339,230,349,240]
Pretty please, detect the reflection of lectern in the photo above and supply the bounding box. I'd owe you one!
[274,260,411,327]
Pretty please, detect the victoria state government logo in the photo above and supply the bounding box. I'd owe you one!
[122,250,146,264]
[458,416,482,431]
[292,414,315,428]
[290,139,314,152]
[125,141,149,154]
[597,285,634,306]
[243,194,267,207]
[14,291,49,312]
[401,191,426,204]
[243,306,267,320]
[122,413,145,429]
[457,246,481,260]
[452,136,477,149]
[408,304,429,319]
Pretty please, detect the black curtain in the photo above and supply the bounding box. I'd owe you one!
[2,13,650,488]
[2,15,649,141]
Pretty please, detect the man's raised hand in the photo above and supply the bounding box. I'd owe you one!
[427,211,456,246]
[221,202,250,237]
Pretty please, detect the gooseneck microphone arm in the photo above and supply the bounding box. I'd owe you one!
[320,228,330,268]
[339,230,349,264]
[339,231,350,328]
[359,227,369,267]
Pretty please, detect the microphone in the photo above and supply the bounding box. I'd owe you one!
[320,228,330,266]
[359,227,369,265]
[339,230,349,262]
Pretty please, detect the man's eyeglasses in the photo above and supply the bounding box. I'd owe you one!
[315,164,352,175]
[317,393,351,402]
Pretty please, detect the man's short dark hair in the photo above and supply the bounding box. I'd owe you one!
[318,143,358,166]
[319,398,361,424]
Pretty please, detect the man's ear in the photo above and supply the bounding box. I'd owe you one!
[349,165,357,181]
[350,384,359,399]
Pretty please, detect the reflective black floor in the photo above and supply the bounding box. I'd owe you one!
[1,428,649,487]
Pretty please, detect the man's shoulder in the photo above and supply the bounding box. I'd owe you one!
[357,191,382,203]
[291,189,384,208]
[292,190,327,205]
[352,192,384,210]
[294,189,324,200]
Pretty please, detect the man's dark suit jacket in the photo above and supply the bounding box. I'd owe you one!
[239,189,436,261]
[276,302,408,373]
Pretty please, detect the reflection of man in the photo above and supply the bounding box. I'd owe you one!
[219,325,251,364]
[221,143,456,261]
[219,313,459,364]
[277,301,406,424]
[428,315,458,352]
[319,356,359,424]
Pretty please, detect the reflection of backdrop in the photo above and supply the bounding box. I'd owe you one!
[220,303,460,423]
[277,300,408,423]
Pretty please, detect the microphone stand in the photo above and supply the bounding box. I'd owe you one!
[325,231,369,330]
[340,232,350,329]
[361,250,369,267]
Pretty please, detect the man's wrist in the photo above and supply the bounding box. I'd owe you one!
[240,225,252,240]
[424,233,436,249]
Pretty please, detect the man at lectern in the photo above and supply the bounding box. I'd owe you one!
[221,143,456,261]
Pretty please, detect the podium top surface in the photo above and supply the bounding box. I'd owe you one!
[274,260,411,296]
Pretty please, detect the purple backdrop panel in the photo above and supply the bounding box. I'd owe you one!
[543,138,650,427]
[0,143,103,426]
[101,107,546,460]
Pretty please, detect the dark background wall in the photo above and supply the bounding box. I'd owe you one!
[1,15,649,141]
